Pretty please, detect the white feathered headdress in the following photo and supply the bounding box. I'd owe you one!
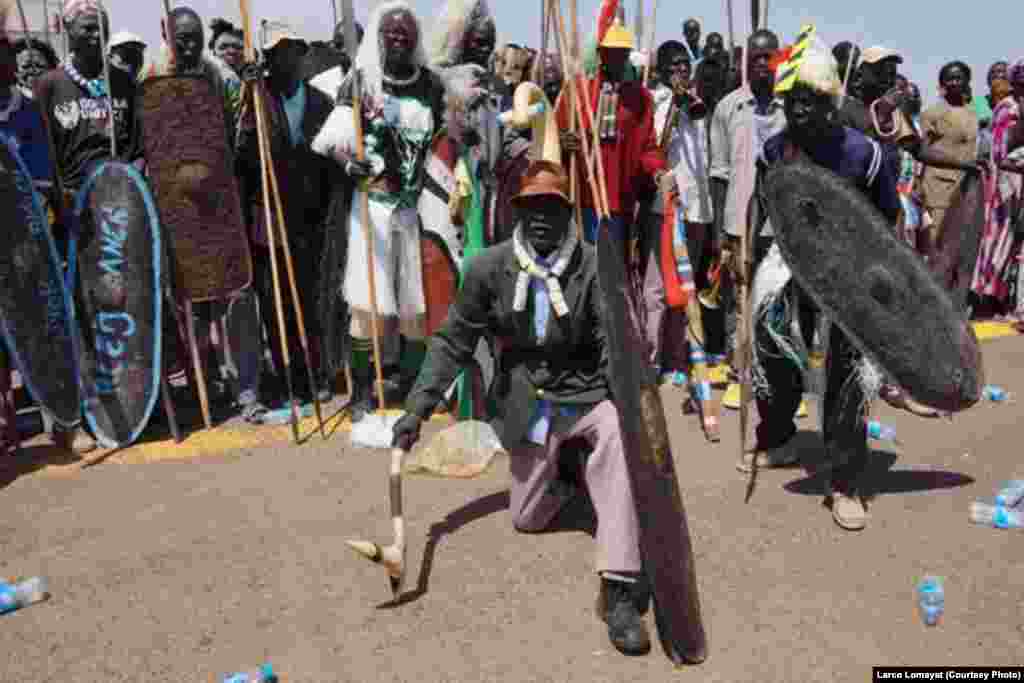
[354,0,430,104]
[425,0,493,68]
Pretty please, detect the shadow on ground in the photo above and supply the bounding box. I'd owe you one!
[781,430,974,498]
[0,444,82,489]
[382,480,599,609]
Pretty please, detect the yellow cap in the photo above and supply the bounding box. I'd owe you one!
[600,19,634,50]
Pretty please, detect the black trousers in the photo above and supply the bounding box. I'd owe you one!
[252,240,322,389]
[754,284,869,496]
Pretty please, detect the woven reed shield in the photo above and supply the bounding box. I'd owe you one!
[139,75,252,302]
[0,133,79,428]
[761,159,984,413]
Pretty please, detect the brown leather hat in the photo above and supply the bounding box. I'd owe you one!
[512,160,571,206]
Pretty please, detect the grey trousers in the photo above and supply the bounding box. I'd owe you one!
[508,400,641,574]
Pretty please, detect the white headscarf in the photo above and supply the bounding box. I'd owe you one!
[354,1,429,106]
[425,0,492,68]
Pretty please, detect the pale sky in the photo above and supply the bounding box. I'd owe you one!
[13,0,1023,104]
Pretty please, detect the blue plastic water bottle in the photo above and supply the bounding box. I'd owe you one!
[995,480,1024,508]
[916,576,944,626]
[222,664,276,683]
[983,385,1008,402]
[866,420,896,441]
[0,577,48,615]
[970,501,1024,529]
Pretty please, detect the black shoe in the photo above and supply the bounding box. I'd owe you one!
[596,578,651,656]
[347,366,374,423]
[381,365,408,405]
[349,397,374,423]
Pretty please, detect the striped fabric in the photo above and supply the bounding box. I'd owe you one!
[773,25,816,95]
[673,208,696,298]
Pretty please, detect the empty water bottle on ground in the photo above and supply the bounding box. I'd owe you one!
[969,501,1024,529]
[983,385,1008,402]
[995,480,1024,508]
[222,664,277,683]
[916,576,944,626]
[0,576,48,614]
[866,420,897,442]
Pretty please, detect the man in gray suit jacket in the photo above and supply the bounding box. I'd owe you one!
[392,161,651,657]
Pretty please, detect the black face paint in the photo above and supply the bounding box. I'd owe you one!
[600,47,630,83]
[462,20,495,69]
[110,45,144,79]
[380,10,419,74]
[172,14,204,71]
[520,196,571,256]
[785,84,836,142]
[16,48,49,90]
[67,12,108,63]
[683,20,700,49]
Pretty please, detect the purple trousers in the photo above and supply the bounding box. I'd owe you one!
[508,400,641,574]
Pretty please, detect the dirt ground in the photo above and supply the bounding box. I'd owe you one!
[1,336,1023,682]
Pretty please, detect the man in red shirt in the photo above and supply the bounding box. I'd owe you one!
[557,17,667,245]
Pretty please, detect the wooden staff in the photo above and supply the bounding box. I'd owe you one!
[725,0,735,71]
[553,0,607,220]
[537,0,548,91]
[641,0,658,86]
[162,0,177,69]
[567,1,609,219]
[838,38,859,110]
[239,0,302,442]
[251,86,302,442]
[568,0,582,238]
[260,97,327,439]
[351,71,387,414]
[183,299,213,429]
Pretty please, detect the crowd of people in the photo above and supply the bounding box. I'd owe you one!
[0,0,1015,658]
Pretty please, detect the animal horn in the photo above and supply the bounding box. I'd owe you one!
[499,81,562,164]
[346,448,407,597]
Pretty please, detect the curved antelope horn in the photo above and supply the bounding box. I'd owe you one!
[498,81,562,164]
[346,448,407,597]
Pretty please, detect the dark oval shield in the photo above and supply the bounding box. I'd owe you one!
[139,75,252,302]
[0,133,79,427]
[762,160,984,412]
[69,161,162,448]
[596,224,707,665]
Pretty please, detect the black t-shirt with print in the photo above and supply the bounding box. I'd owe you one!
[34,65,140,192]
